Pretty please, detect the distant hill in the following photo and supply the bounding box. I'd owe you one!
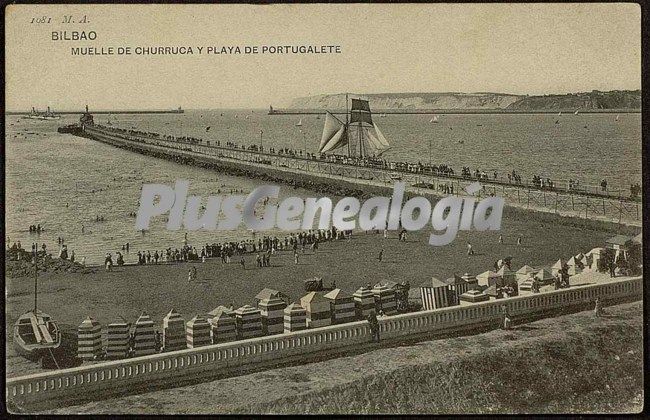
[506,90,641,110]
[287,90,641,110]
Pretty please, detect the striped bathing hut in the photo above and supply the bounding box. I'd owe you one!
[497,266,517,286]
[300,292,332,328]
[283,302,307,333]
[535,267,555,284]
[353,286,375,318]
[105,317,130,359]
[77,316,102,360]
[443,275,470,306]
[133,312,157,356]
[461,273,479,290]
[419,277,451,310]
[371,283,397,315]
[234,305,264,339]
[208,306,237,343]
[255,288,290,306]
[324,288,356,324]
[258,294,287,335]
[162,309,187,352]
[186,315,211,348]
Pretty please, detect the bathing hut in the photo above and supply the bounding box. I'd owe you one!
[186,315,211,348]
[476,270,501,287]
[407,287,423,310]
[372,283,398,315]
[419,277,451,310]
[353,285,376,318]
[283,302,307,333]
[324,288,356,324]
[162,309,187,352]
[516,265,537,282]
[234,305,264,339]
[208,306,237,343]
[483,284,502,299]
[519,273,536,291]
[258,294,287,335]
[300,292,332,328]
[586,248,605,271]
[534,267,555,284]
[133,312,157,356]
[461,273,479,290]
[105,317,130,359]
[77,316,102,360]
[566,256,583,275]
[551,259,567,276]
[443,275,470,306]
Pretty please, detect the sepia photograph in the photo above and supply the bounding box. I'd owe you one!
[4,3,644,414]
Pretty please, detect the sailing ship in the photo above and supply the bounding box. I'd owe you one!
[574,109,580,115]
[615,114,620,122]
[24,107,61,120]
[318,97,390,157]
[429,115,439,123]
[13,248,61,359]
[295,118,303,127]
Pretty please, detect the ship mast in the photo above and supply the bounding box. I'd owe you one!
[346,93,351,157]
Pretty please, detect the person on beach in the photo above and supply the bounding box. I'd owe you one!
[116,252,124,266]
[70,250,75,263]
[294,250,299,265]
[105,253,113,272]
[467,242,474,256]
[498,234,503,244]
[367,311,380,342]
[594,298,604,317]
[517,236,522,246]
[240,256,246,270]
[256,253,262,267]
[378,249,383,262]
[81,256,86,267]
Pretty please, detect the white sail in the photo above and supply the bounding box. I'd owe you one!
[321,125,347,153]
[373,123,390,149]
[558,111,562,116]
[574,110,579,115]
[296,118,303,126]
[319,112,344,152]
[615,114,620,121]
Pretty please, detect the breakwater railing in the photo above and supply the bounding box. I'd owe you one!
[81,125,641,225]
[6,276,642,410]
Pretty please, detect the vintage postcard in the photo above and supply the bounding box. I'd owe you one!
[4,3,643,414]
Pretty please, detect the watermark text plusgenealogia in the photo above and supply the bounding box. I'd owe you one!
[135,181,504,246]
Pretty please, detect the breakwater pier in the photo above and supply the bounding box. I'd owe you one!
[73,123,641,226]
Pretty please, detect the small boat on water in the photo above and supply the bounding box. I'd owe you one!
[615,114,620,122]
[430,115,439,123]
[574,109,580,115]
[295,118,303,127]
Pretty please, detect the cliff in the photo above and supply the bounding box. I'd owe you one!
[287,90,641,111]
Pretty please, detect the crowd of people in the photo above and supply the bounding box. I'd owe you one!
[95,123,640,199]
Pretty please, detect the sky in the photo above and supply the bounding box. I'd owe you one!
[5,3,642,111]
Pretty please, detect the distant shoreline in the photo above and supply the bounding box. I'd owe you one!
[269,108,641,115]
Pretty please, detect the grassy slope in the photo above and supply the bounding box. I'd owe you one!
[43,301,642,414]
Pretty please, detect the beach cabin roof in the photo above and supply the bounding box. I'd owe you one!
[284,302,305,313]
[606,235,633,247]
[633,233,642,244]
[255,288,281,301]
[535,268,555,281]
[483,285,499,297]
[109,316,129,326]
[324,288,352,300]
[476,271,501,284]
[516,265,537,275]
[419,276,449,289]
[444,275,467,286]
[496,266,514,276]
[234,304,260,315]
[208,305,234,318]
[300,291,329,304]
[551,259,567,269]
